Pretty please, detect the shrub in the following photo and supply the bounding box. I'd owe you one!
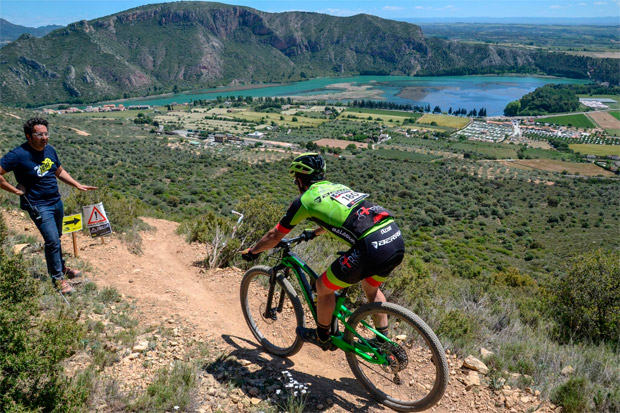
[553,249,620,344]
[493,267,536,288]
[436,309,479,347]
[0,254,86,411]
[0,213,7,245]
[178,195,283,268]
[131,362,197,411]
[551,377,590,413]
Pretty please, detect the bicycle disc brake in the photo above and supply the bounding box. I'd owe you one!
[259,303,278,323]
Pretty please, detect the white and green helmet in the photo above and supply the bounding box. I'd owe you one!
[289,152,326,181]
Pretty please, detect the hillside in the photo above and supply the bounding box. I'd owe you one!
[0,18,63,45]
[1,210,560,412]
[0,1,617,107]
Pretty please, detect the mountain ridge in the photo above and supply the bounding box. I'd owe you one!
[0,1,617,107]
[0,18,63,45]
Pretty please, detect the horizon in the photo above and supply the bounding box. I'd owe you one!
[1,0,619,27]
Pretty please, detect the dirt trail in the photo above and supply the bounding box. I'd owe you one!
[4,211,556,412]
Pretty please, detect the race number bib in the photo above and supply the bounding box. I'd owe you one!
[331,190,369,208]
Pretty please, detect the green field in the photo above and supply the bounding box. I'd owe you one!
[609,111,620,121]
[339,111,421,127]
[537,113,596,129]
[569,144,620,156]
[417,114,470,129]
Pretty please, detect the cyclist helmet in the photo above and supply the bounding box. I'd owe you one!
[289,152,326,181]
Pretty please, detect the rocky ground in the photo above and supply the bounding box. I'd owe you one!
[4,210,562,412]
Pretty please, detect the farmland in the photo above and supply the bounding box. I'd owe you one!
[499,158,615,176]
[417,114,471,129]
[537,113,596,129]
[569,144,620,156]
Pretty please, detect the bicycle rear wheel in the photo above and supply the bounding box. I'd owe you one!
[344,302,449,412]
[240,265,305,357]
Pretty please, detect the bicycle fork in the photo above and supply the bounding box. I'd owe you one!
[263,268,287,320]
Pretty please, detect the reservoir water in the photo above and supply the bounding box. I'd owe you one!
[118,75,587,116]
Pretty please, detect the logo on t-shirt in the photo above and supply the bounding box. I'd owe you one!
[34,158,54,177]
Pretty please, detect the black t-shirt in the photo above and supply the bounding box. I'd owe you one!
[0,143,62,207]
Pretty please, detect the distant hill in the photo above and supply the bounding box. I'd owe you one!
[0,1,617,107]
[0,18,63,45]
[398,17,620,25]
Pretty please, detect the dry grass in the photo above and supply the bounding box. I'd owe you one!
[498,159,615,177]
[588,112,620,130]
[314,138,368,149]
[569,144,620,157]
[417,114,470,129]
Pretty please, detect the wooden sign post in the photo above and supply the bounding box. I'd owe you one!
[62,213,83,257]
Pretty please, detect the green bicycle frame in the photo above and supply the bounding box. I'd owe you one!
[274,247,392,365]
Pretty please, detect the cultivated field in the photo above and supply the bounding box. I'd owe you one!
[588,111,620,131]
[537,114,596,129]
[339,111,416,126]
[314,138,368,149]
[499,159,615,177]
[417,114,470,129]
[208,108,326,127]
[569,144,620,156]
[155,112,254,133]
[281,105,346,115]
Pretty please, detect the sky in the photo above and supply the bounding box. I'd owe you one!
[1,0,619,27]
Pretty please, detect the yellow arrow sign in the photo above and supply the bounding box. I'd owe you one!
[62,213,83,234]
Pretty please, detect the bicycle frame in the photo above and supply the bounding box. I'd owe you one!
[265,236,394,365]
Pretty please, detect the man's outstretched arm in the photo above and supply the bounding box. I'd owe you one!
[55,166,98,191]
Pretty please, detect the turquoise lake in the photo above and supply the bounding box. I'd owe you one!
[118,75,587,116]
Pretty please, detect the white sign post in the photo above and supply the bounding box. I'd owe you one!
[82,202,112,238]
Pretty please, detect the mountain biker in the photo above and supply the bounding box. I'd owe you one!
[242,152,405,351]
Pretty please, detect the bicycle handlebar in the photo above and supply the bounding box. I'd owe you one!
[276,233,309,250]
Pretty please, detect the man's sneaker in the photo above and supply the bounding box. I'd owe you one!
[55,279,74,294]
[63,267,82,279]
[296,326,336,351]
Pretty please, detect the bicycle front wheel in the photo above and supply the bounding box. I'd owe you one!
[344,302,449,412]
[240,265,305,357]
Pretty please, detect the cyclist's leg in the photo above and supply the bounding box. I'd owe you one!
[361,223,406,332]
[361,279,388,329]
[317,247,367,336]
[316,274,336,328]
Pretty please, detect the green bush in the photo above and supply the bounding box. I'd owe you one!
[0,254,86,411]
[552,377,590,413]
[178,195,284,268]
[553,249,620,344]
[131,361,197,412]
[0,213,7,245]
[436,309,479,347]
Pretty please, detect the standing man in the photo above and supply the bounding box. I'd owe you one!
[0,117,97,294]
[242,153,405,350]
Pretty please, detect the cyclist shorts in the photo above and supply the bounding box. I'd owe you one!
[321,222,405,291]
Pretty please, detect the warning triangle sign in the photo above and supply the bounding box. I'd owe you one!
[87,205,107,225]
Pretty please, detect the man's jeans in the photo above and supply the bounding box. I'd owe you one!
[26,199,65,280]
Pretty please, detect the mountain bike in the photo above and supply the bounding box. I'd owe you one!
[240,233,449,412]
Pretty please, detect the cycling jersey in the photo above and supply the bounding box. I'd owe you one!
[276,181,393,245]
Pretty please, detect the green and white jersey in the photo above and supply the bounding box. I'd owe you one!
[276,181,393,245]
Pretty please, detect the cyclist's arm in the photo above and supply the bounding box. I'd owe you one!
[249,226,286,254]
